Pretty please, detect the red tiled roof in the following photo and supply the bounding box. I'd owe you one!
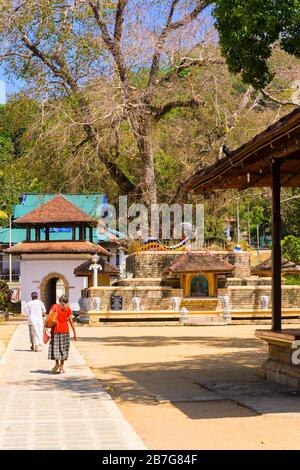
[4,241,110,255]
[74,259,119,276]
[163,252,235,274]
[14,195,95,224]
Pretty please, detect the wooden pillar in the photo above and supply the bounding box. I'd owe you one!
[79,225,83,240]
[45,227,50,241]
[35,225,40,241]
[72,225,76,241]
[89,226,93,242]
[26,227,30,242]
[272,159,281,331]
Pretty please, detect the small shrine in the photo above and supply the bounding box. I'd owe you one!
[74,258,119,288]
[163,251,235,297]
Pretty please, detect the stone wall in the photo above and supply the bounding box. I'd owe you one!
[87,286,183,311]
[126,250,251,279]
[228,285,300,310]
[126,252,179,278]
[215,252,251,278]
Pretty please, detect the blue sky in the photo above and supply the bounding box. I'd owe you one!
[0,68,23,103]
[0,80,5,104]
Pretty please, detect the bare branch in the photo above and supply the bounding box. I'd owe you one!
[14,0,29,12]
[21,32,78,90]
[152,97,205,121]
[89,1,127,83]
[159,57,225,85]
[20,30,134,193]
[72,137,90,156]
[231,86,254,124]
[147,0,212,93]
[168,1,212,31]
[261,89,300,107]
[166,0,181,27]
[114,0,128,43]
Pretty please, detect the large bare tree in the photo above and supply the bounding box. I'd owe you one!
[0,0,224,204]
[0,1,298,206]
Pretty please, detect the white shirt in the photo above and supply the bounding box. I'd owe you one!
[26,299,46,325]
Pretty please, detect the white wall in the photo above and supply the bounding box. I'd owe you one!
[20,256,87,313]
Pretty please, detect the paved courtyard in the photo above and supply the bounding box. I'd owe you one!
[0,324,145,450]
[2,321,300,450]
[75,323,300,449]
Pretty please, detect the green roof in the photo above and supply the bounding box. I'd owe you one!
[13,193,106,219]
[0,193,126,245]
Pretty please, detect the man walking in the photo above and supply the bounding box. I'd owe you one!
[26,292,46,352]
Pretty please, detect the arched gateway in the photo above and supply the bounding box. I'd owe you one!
[40,272,70,312]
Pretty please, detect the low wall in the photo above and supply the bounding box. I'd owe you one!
[228,285,300,310]
[87,286,183,311]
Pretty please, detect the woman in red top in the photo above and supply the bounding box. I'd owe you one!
[48,295,77,374]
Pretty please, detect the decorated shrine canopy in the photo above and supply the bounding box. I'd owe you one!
[186,108,300,193]
[185,107,300,331]
[74,259,118,276]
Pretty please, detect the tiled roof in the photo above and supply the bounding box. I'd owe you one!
[252,257,299,273]
[4,241,110,255]
[74,259,119,275]
[14,193,106,219]
[163,252,235,273]
[14,195,95,224]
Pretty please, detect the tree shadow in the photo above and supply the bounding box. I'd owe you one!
[78,335,263,349]
[84,346,300,418]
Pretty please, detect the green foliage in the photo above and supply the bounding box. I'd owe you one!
[214,0,300,88]
[0,98,45,216]
[281,235,300,263]
[284,274,300,286]
[0,280,11,312]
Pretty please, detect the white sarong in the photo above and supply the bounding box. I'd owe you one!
[31,322,44,346]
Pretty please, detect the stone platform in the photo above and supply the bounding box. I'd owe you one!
[255,329,300,389]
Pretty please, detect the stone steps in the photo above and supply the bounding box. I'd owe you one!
[181,298,219,311]
[182,314,228,326]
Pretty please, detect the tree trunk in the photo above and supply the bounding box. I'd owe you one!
[131,117,157,205]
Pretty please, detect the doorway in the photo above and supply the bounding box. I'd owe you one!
[40,272,69,312]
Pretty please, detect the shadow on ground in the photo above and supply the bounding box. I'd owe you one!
[77,335,263,349]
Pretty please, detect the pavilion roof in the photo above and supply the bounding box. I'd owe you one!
[251,257,300,274]
[14,195,95,225]
[4,241,110,256]
[163,251,235,274]
[185,108,300,193]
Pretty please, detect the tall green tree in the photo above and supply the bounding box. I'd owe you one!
[213,0,300,89]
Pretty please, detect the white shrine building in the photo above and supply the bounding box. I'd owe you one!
[5,195,111,313]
